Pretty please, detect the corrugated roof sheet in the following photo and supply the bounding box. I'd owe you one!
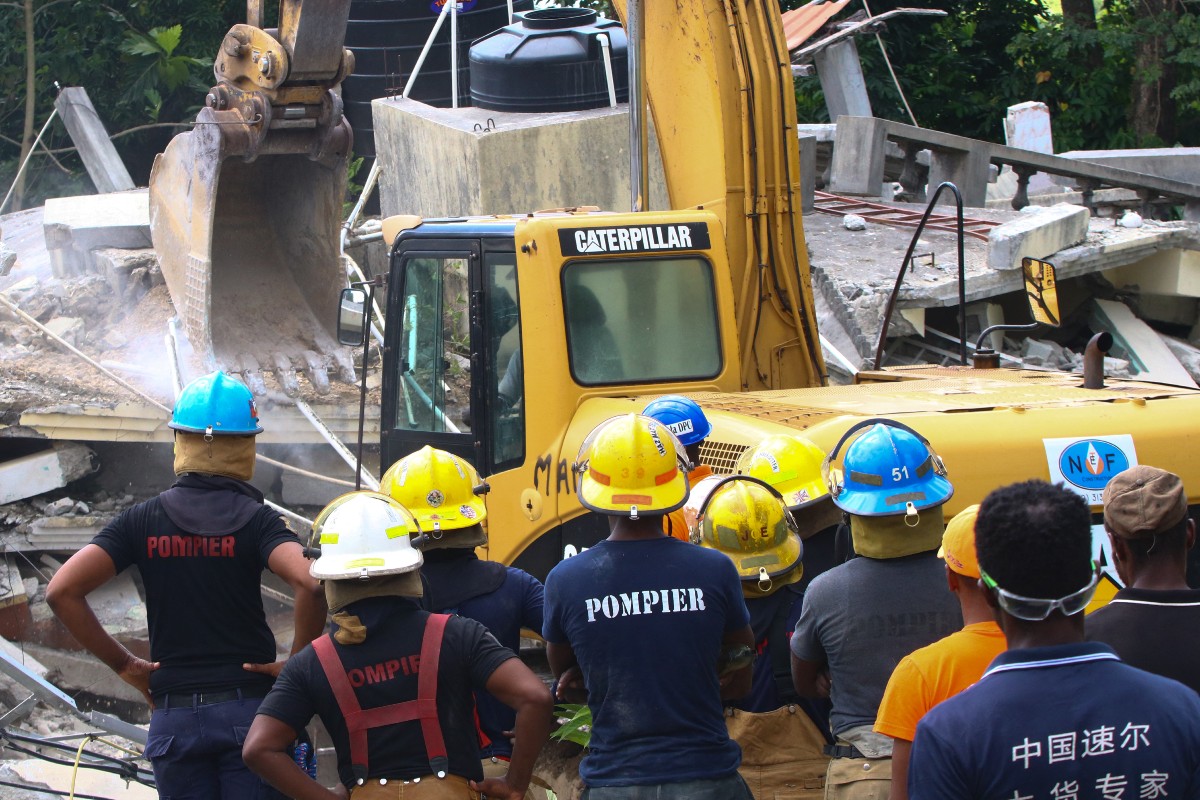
[781,0,851,52]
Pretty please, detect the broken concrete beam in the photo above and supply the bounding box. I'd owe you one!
[814,38,873,122]
[26,516,107,552]
[1091,298,1198,388]
[54,87,135,195]
[42,190,151,278]
[1161,334,1200,386]
[0,443,95,505]
[91,247,161,303]
[1053,147,1200,188]
[987,203,1090,272]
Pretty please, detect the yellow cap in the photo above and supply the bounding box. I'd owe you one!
[938,504,980,579]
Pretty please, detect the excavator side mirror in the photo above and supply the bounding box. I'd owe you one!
[338,287,368,346]
[1022,257,1061,328]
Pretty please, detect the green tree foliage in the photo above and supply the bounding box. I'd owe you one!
[791,0,1200,149]
[0,1,242,206]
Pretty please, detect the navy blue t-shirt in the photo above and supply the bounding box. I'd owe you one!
[909,642,1200,800]
[425,558,544,757]
[543,536,751,787]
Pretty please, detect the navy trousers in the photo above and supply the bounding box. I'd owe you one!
[146,692,279,799]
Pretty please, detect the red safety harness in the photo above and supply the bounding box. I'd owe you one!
[312,613,451,783]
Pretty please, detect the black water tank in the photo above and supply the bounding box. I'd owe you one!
[468,8,628,113]
[342,0,530,180]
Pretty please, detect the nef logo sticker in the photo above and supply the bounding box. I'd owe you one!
[1044,435,1137,505]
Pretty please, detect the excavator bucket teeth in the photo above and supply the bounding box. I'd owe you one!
[149,108,356,393]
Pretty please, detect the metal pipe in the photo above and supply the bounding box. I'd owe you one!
[293,396,381,490]
[598,34,617,108]
[627,0,648,211]
[451,0,459,109]
[404,0,454,99]
[1083,331,1114,389]
[340,159,381,254]
[0,108,58,214]
[507,0,513,23]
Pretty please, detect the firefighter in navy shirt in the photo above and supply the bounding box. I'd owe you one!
[908,481,1200,800]
[47,372,326,800]
[691,473,833,799]
[382,446,546,795]
[243,491,552,799]
[543,413,756,799]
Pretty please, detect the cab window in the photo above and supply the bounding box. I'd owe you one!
[395,255,471,434]
[485,251,524,470]
[562,257,722,384]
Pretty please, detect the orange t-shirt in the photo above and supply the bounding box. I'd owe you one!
[664,465,714,541]
[874,621,1007,742]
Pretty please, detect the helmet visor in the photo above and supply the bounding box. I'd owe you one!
[980,562,1099,621]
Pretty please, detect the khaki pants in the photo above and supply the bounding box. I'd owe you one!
[726,705,831,800]
[481,756,552,800]
[351,774,480,799]
[823,757,890,800]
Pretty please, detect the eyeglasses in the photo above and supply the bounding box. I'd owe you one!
[979,562,1099,621]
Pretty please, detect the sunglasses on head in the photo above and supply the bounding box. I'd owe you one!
[979,562,1099,621]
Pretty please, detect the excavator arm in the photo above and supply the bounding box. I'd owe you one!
[149,0,357,394]
[611,0,827,391]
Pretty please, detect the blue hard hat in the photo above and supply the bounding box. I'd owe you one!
[169,372,263,436]
[642,395,712,446]
[825,420,952,517]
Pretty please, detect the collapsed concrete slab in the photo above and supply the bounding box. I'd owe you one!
[1091,299,1197,388]
[42,190,150,278]
[0,442,95,505]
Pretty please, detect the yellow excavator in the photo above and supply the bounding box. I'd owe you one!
[149,0,1200,594]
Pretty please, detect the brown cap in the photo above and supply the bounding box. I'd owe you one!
[1102,465,1187,539]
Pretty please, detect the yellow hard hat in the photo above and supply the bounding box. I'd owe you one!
[694,476,803,592]
[575,413,690,517]
[736,434,829,509]
[310,491,423,581]
[381,446,488,538]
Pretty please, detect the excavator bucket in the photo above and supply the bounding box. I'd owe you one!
[148,0,358,395]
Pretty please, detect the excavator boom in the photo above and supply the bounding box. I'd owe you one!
[612,0,827,391]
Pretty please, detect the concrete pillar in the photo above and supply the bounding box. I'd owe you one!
[927,147,991,208]
[799,135,816,213]
[829,116,887,196]
[813,39,873,122]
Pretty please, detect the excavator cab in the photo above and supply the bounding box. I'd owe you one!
[149,0,357,394]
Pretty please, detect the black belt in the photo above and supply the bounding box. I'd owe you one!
[156,686,270,708]
[824,744,868,759]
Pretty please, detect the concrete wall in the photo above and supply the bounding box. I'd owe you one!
[372,99,667,219]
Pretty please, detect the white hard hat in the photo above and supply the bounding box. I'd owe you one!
[310,491,423,580]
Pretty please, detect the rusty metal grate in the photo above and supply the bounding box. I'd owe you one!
[700,439,748,475]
